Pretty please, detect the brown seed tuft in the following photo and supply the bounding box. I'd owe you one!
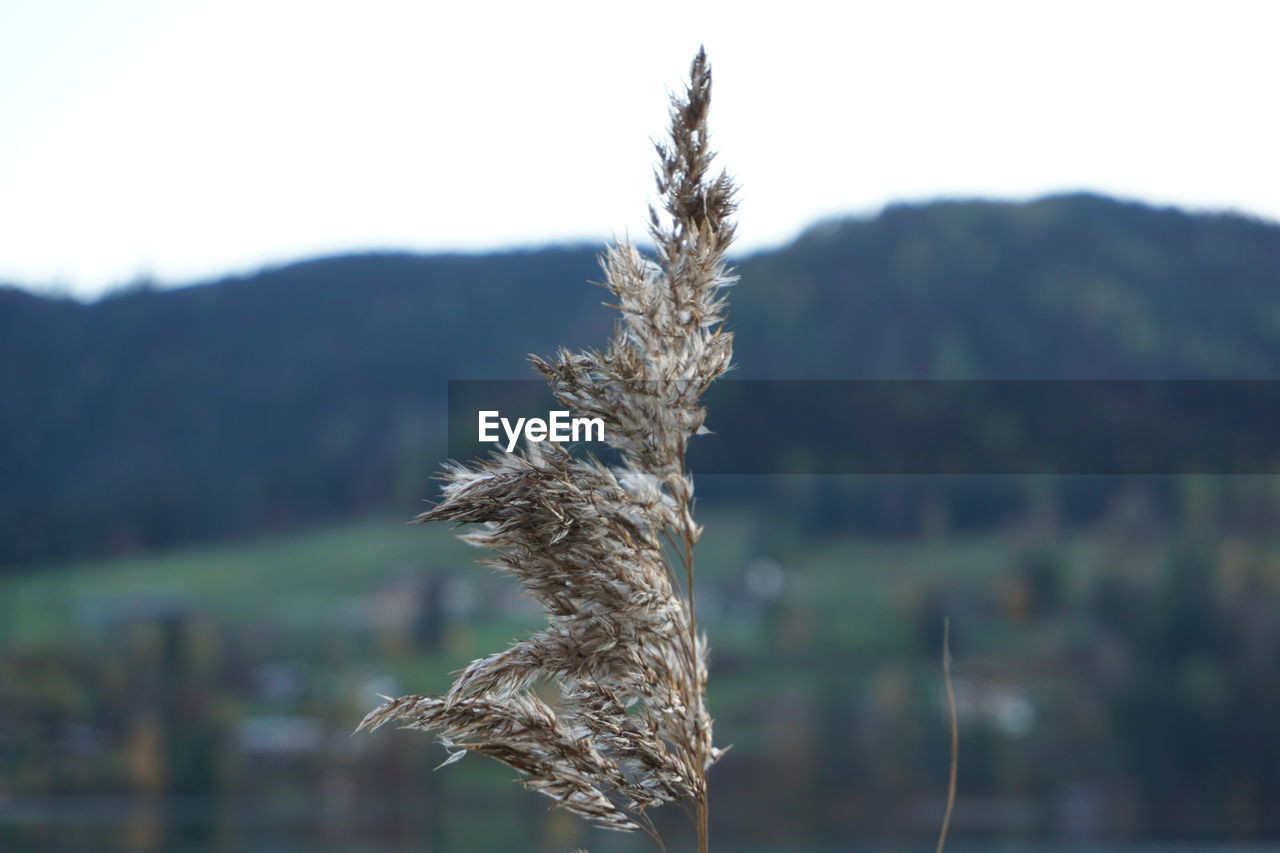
[362,50,736,849]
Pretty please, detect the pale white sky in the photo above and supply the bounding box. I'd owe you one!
[2,1,1278,298]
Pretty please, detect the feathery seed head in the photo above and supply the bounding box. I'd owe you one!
[362,49,736,842]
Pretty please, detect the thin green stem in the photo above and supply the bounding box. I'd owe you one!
[935,618,958,853]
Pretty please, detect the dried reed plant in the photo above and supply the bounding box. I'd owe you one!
[357,48,735,853]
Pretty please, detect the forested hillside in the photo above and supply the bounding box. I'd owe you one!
[4,193,1280,566]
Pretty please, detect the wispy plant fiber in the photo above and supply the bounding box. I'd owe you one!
[357,49,736,852]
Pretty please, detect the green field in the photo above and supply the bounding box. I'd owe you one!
[0,506,1037,655]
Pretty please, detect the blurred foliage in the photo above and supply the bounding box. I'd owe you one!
[4,193,1280,848]
[2,502,1279,849]
[5,194,1280,566]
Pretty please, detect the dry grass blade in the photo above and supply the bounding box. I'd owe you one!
[936,617,958,853]
[359,48,736,853]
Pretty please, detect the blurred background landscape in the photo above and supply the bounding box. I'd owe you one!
[4,192,1280,851]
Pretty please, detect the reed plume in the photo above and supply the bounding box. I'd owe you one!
[357,48,736,853]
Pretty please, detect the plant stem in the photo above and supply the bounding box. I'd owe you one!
[936,618,958,853]
[682,499,708,853]
[697,796,709,853]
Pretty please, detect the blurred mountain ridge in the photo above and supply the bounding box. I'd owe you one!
[4,192,1280,566]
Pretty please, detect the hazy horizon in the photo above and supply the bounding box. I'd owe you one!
[8,188,1278,301]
